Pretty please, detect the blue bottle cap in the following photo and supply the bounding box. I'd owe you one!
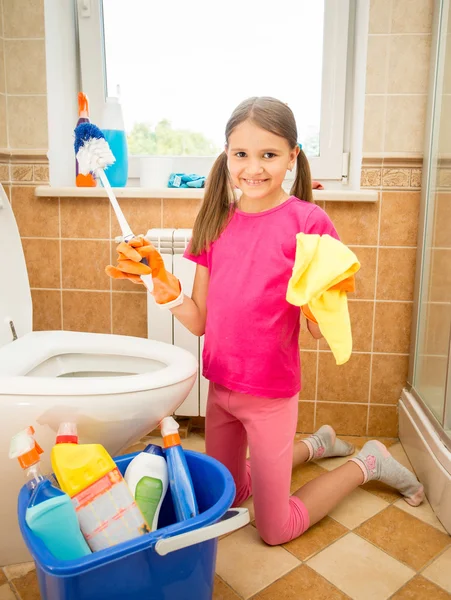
[144,443,164,457]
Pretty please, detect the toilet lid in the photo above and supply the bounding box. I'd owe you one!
[0,185,32,348]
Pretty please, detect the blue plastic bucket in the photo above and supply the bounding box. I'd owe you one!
[18,450,249,600]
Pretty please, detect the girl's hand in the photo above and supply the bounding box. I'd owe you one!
[106,236,182,305]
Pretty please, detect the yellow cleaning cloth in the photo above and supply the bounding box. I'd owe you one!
[286,234,360,365]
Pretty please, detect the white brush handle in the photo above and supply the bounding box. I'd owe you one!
[97,169,154,293]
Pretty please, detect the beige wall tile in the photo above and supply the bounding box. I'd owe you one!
[430,249,451,302]
[22,238,60,288]
[31,289,61,330]
[348,300,374,352]
[0,41,5,95]
[5,39,46,94]
[433,192,451,248]
[373,302,413,353]
[162,198,201,228]
[379,192,420,246]
[371,354,409,404]
[61,240,110,290]
[11,164,33,182]
[438,94,451,155]
[318,353,371,403]
[11,186,59,237]
[62,291,111,333]
[385,95,427,153]
[391,0,434,33]
[368,404,399,437]
[410,168,422,188]
[300,350,317,400]
[0,163,9,183]
[3,0,45,38]
[350,247,377,300]
[388,35,431,93]
[0,94,7,147]
[110,198,161,238]
[366,35,389,94]
[363,95,386,153]
[382,168,410,188]
[376,247,417,301]
[33,164,49,182]
[326,202,379,246]
[61,197,110,239]
[369,0,392,33]
[316,402,368,435]
[297,400,315,433]
[361,168,381,187]
[8,95,48,149]
[112,292,147,338]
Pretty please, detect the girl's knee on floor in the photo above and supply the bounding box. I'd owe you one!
[255,496,310,546]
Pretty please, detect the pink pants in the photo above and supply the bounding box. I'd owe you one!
[206,382,310,545]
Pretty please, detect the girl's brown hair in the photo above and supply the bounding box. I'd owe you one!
[190,97,313,255]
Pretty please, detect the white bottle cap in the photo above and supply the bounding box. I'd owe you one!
[9,428,35,459]
[160,416,179,438]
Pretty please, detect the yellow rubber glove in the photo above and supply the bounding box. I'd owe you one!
[106,236,182,307]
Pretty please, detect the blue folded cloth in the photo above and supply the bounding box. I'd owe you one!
[167,173,206,188]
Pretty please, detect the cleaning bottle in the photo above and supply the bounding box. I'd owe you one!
[124,443,168,531]
[51,423,150,552]
[9,426,91,561]
[101,92,128,187]
[75,92,96,187]
[160,416,199,522]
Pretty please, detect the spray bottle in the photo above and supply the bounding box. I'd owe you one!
[51,423,150,552]
[75,92,96,187]
[160,417,199,522]
[9,426,91,560]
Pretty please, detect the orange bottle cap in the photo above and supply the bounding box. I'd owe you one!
[78,92,89,117]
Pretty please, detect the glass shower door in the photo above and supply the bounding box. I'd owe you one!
[413,0,451,437]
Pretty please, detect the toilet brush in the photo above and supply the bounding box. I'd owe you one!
[74,122,154,293]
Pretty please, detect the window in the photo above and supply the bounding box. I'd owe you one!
[72,0,365,187]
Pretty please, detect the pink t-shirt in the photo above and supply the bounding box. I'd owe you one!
[184,196,339,398]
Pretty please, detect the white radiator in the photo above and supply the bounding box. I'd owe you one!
[145,228,208,417]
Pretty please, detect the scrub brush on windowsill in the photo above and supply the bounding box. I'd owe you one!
[74,122,154,293]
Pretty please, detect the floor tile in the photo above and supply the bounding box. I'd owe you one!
[290,462,329,493]
[394,497,448,533]
[216,524,300,599]
[240,496,255,523]
[328,487,389,529]
[180,433,206,453]
[391,575,451,599]
[0,573,5,587]
[3,563,34,580]
[213,576,241,600]
[283,516,348,561]
[307,533,415,600]
[253,564,351,599]
[355,505,451,571]
[388,443,415,473]
[9,569,40,600]
[423,546,451,593]
[0,584,16,600]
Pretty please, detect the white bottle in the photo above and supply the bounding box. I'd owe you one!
[124,444,169,531]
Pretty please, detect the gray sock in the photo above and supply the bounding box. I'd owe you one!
[351,440,424,506]
[303,425,355,461]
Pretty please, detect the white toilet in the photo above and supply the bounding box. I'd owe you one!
[0,184,198,565]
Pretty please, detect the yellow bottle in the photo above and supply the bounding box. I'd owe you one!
[51,423,149,552]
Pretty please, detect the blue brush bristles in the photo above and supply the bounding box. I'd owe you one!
[74,122,105,154]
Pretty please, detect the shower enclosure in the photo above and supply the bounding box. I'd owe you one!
[399,0,451,533]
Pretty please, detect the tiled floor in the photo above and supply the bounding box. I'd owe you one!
[1,433,450,600]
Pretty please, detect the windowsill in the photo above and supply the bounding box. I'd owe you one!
[35,186,379,202]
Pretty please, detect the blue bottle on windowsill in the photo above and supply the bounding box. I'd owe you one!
[101,97,128,187]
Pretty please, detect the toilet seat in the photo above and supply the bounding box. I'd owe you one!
[0,330,198,396]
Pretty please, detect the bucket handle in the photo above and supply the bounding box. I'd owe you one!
[154,507,250,556]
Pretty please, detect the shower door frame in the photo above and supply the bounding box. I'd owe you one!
[407,0,451,451]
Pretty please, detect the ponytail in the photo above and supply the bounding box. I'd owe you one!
[290,149,313,203]
[190,152,234,255]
